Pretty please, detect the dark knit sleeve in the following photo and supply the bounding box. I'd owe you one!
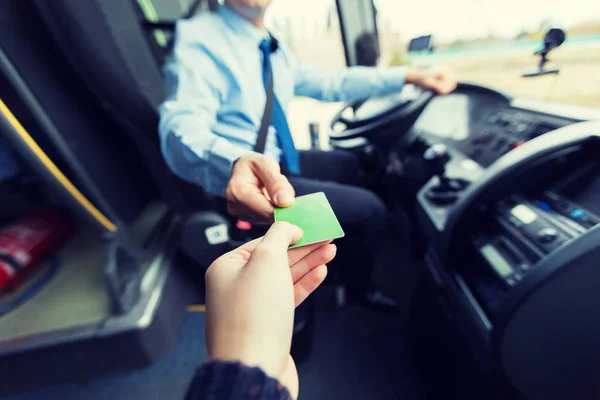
[184,361,293,400]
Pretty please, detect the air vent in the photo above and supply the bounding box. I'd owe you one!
[530,122,558,138]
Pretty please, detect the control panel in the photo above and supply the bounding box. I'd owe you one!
[469,110,564,167]
[474,194,599,288]
[451,109,570,168]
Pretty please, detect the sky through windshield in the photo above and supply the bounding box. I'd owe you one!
[268,0,600,42]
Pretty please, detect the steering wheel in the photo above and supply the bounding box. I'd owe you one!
[329,84,435,146]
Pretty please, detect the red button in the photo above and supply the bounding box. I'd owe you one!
[513,141,525,149]
[236,220,252,230]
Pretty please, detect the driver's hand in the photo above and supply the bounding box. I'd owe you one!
[225,153,295,223]
[406,66,457,95]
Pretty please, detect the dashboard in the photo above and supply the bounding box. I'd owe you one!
[411,84,585,167]
[408,83,600,399]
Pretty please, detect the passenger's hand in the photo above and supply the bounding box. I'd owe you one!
[406,66,458,95]
[225,153,295,223]
[205,222,337,399]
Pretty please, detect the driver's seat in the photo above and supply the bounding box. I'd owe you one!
[32,0,229,265]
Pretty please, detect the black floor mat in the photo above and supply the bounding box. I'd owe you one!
[297,297,421,400]
[296,210,423,399]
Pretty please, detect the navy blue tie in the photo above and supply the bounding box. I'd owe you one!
[259,39,300,175]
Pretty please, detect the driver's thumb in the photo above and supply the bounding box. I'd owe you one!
[254,158,295,207]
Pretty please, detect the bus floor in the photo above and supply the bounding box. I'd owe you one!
[6,212,422,400]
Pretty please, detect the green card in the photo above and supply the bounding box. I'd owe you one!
[274,192,345,248]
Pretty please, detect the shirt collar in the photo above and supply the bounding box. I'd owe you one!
[219,5,271,47]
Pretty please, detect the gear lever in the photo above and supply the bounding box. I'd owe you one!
[423,144,469,205]
[424,144,451,183]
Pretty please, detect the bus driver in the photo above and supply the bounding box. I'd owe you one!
[159,0,457,312]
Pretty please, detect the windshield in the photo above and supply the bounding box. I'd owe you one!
[376,0,600,108]
[265,0,600,144]
[267,0,600,109]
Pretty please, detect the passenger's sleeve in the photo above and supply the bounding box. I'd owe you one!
[159,26,252,197]
[294,59,408,103]
[184,361,292,400]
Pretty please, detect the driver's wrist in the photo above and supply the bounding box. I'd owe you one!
[405,68,424,85]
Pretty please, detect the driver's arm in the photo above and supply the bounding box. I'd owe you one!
[159,25,252,197]
[294,61,457,101]
[293,61,409,102]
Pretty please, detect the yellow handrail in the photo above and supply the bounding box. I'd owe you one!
[0,99,118,233]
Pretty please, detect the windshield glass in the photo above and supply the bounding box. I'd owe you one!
[375,0,600,108]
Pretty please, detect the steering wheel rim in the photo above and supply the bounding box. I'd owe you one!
[329,87,435,142]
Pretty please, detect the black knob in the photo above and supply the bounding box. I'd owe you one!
[424,144,451,178]
[537,228,558,243]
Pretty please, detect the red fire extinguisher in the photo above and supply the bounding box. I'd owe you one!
[0,210,72,292]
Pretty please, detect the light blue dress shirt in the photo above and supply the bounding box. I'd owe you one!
[159,5,408,196]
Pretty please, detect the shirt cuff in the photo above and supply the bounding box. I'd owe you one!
[207,137,253,196]
[378,66,408,92]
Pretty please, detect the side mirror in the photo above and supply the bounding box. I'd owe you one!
[523,28,566,78]
[539,28,566,55]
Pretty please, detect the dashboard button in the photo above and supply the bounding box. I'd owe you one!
[498,113,511,123]
[536,201,552,211]
[515,123,530,134]
[570,209,585,219]
[538,228,559,243]
[512,141,526,150]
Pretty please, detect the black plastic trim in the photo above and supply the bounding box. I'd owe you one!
[335,0,352,67]
[491,225,600,351]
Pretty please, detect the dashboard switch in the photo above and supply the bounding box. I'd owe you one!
[515,123,530,134]
[537,228,559,243]
[570,209,585,219]
[536,201,552,211]
[513,141,526,150]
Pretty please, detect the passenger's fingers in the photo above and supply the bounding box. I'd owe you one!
[258,222,303,251]
[213,235,263,266]
[294,265,328,306]
[290,244,336,283]
[287,240,333,267]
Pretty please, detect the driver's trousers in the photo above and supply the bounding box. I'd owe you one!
[284,150,386,294]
